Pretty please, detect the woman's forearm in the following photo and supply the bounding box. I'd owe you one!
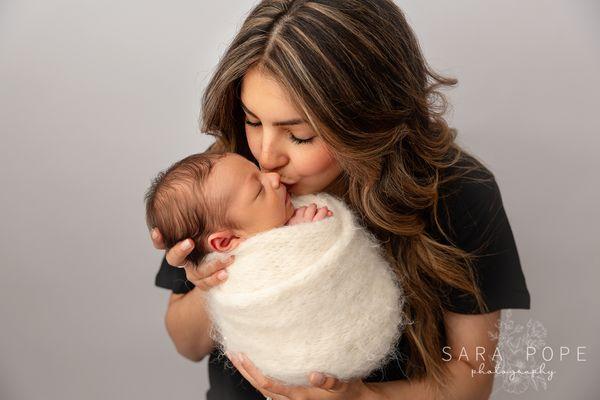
[164,287,216,362]
[365,360,494,400]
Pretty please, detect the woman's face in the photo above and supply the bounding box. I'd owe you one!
[240,66,342,196]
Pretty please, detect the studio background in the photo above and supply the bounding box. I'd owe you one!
[1,1,598,399]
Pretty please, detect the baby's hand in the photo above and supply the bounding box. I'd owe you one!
[286,203,333,226]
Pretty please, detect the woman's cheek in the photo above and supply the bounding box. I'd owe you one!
[293,145,337,177]
[245,130,261,160]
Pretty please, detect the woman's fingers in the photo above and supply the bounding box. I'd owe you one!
[203,256,235,277]
[165,238,194,267]
[184,256,235,290]
[189,268,226,291]
[150,228,166,250]
[310,372,344,391]
[228,353,288,399]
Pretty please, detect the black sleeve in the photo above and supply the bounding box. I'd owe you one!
[436,169,531,314]
[155,255,194,294]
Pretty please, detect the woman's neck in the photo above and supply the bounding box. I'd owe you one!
[323,172,348,199]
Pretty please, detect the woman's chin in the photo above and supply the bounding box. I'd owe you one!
[293,177,341,196]
[289,184,309,196]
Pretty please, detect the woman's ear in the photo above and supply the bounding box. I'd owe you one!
[206,230,243,252]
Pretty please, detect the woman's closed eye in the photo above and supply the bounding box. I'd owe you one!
[245,119,261,127]
[245,119,314,145]
[288,131,314,144]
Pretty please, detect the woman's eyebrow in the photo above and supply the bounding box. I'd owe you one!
[240,101,306,126]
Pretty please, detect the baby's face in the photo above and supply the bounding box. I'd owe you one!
[206,153,295,236]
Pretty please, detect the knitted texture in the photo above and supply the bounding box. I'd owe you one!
[202,193,405,386]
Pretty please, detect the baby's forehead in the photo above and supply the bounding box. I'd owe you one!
[205,152,256,194]
[214,153,257,174]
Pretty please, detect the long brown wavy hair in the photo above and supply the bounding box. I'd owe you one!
[199,0,490,391]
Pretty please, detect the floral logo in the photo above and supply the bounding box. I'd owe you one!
[488,310,553,395]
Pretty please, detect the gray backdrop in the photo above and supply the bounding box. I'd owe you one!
[1,1,598,399]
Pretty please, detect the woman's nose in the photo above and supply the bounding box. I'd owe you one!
[259,135,287,171]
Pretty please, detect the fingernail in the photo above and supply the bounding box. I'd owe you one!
[217,270,228,280]
[312,373,325,385]
[181,240,191,250]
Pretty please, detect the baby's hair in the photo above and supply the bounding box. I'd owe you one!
[144,151,230,266]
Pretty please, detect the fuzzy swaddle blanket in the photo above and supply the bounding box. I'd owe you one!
[202,193,405,386]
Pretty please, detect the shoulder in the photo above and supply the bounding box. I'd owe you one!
[430,152,531,313]
[440,153,499,209]
[432,153,503,247]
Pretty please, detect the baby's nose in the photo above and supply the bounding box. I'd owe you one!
[266,172,281,188]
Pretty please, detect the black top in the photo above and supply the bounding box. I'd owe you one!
[154,158,530,400]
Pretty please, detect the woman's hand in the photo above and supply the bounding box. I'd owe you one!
[225,352,376,400]
[150,228,234,291]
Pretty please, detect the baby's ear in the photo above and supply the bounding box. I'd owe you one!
[207,230,241,252]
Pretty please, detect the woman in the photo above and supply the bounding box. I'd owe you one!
[151,1,530,399]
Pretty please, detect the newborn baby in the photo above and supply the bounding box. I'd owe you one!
[145,151,405,386]
[145,151,333,266]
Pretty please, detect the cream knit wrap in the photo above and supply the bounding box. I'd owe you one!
[202,193,405,386]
